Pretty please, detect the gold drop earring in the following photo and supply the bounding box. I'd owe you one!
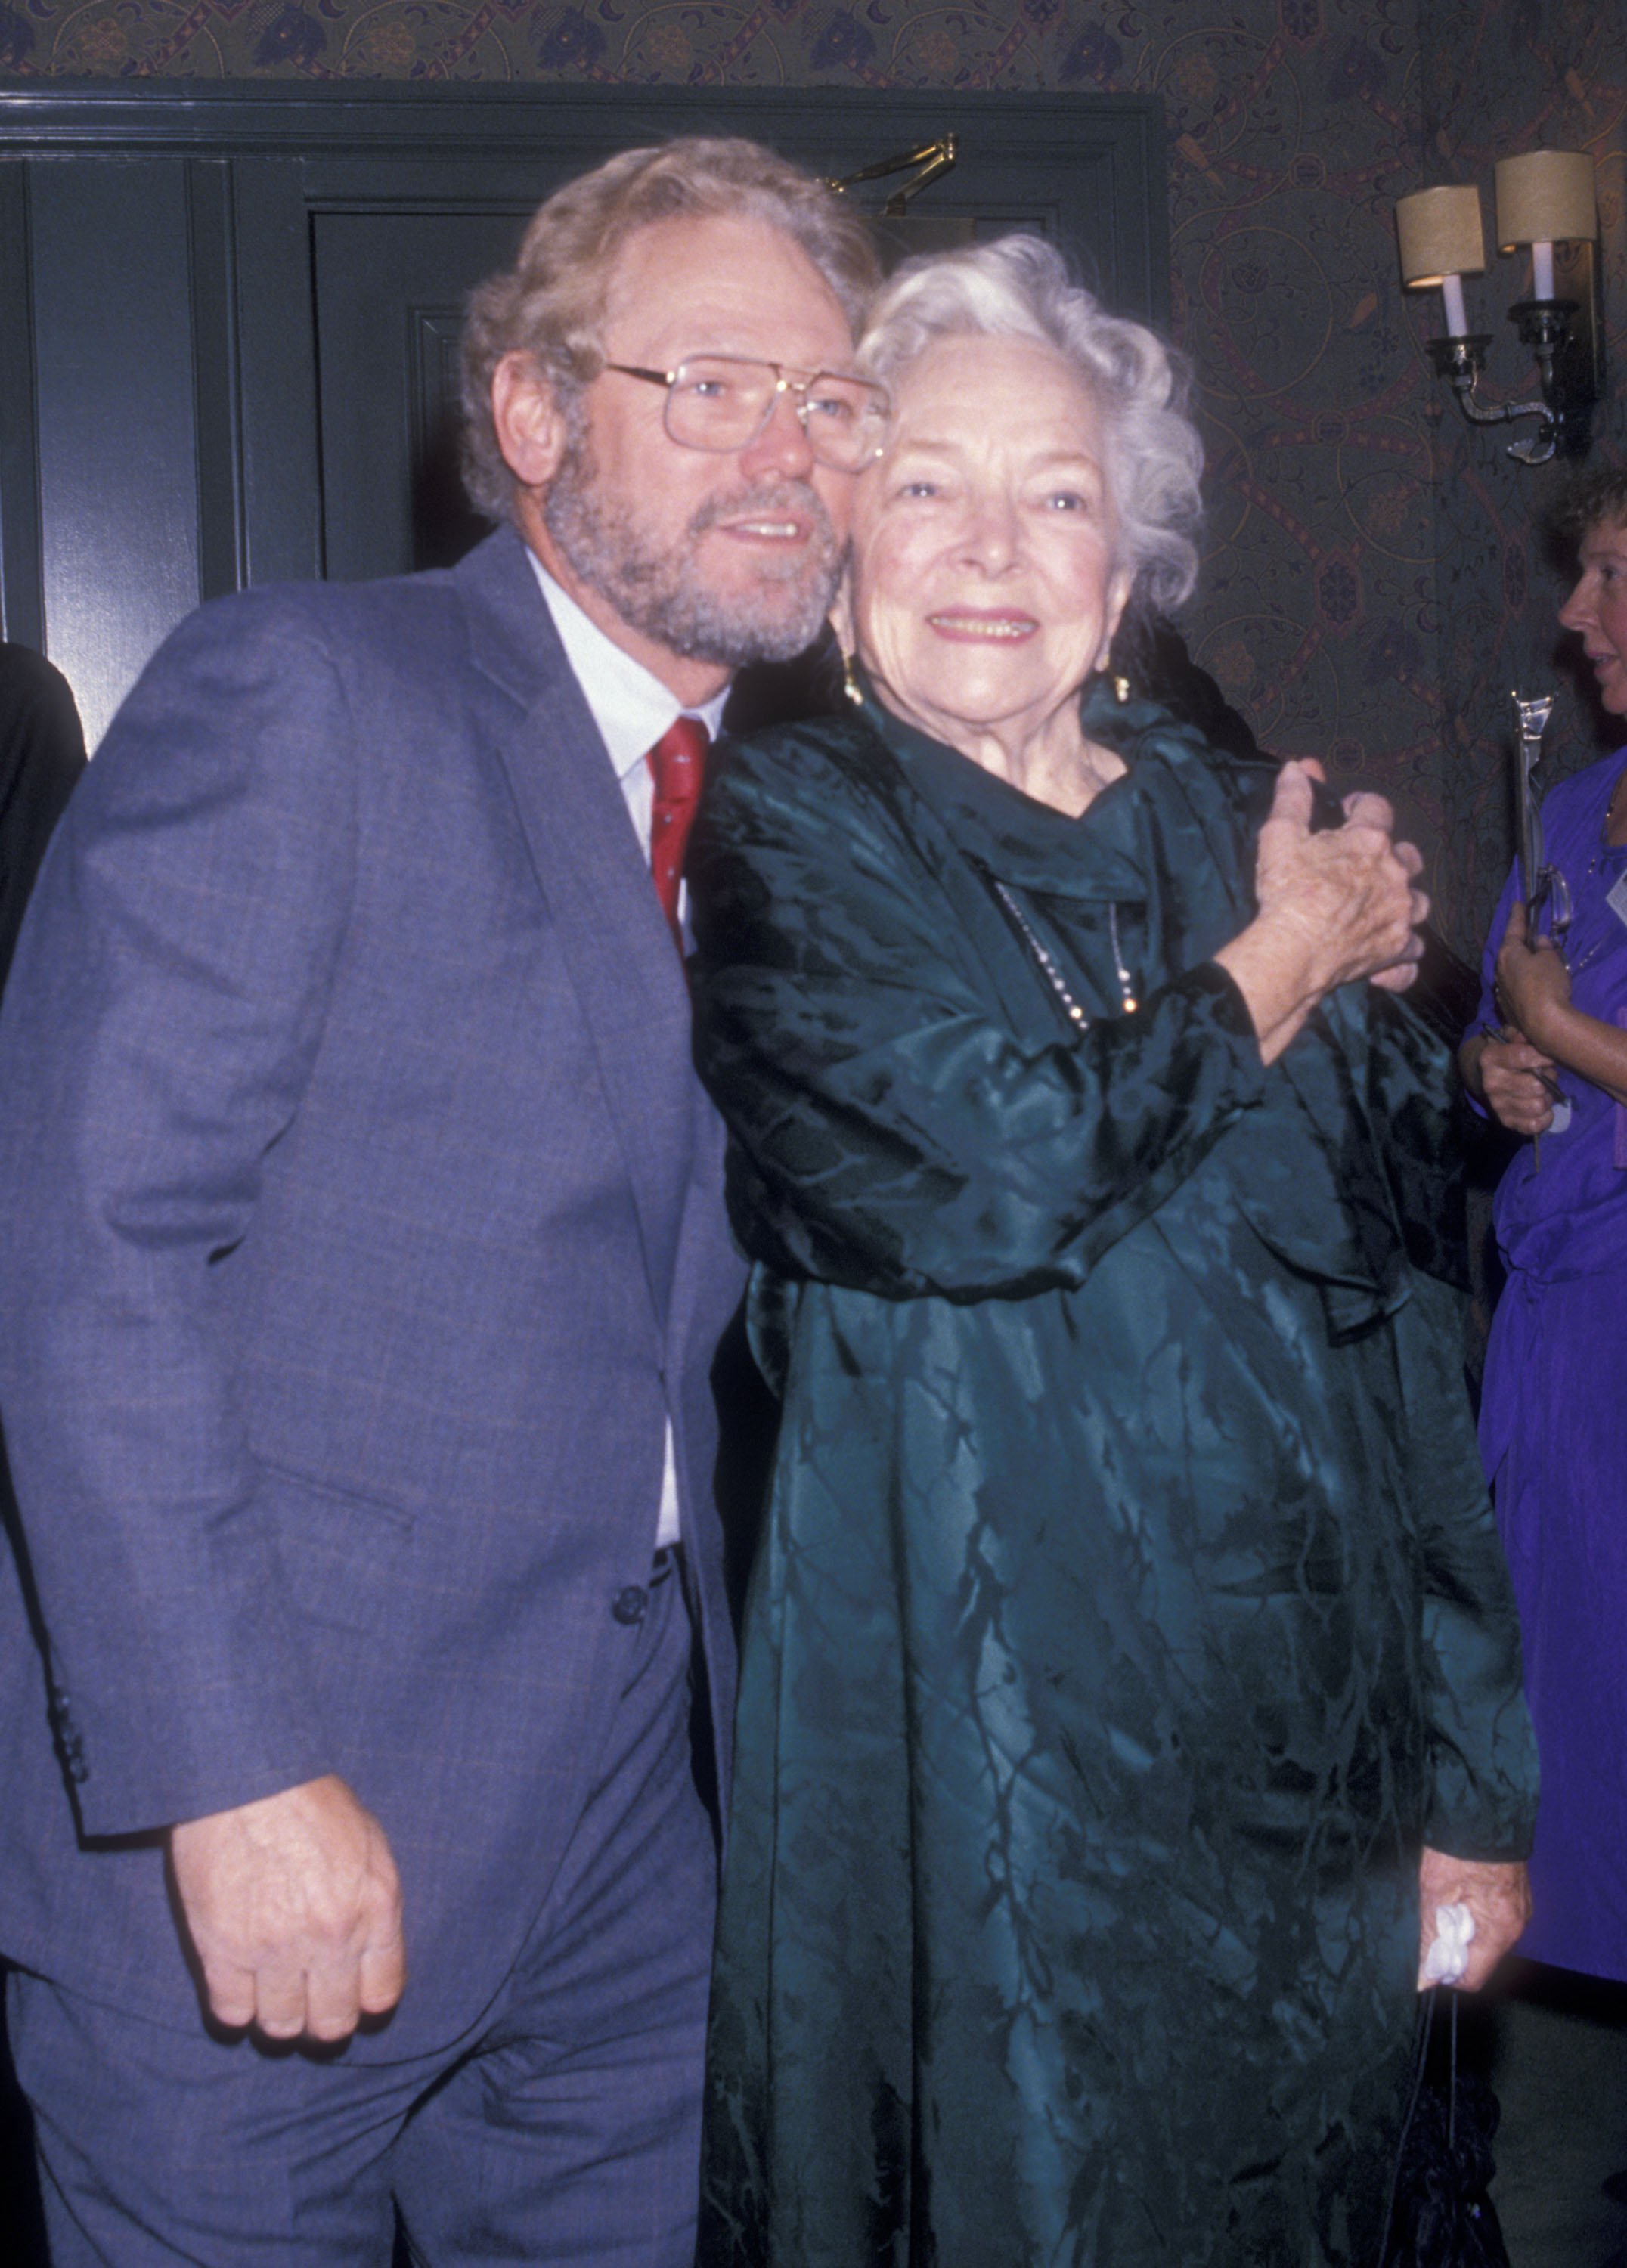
[842,652,864,708]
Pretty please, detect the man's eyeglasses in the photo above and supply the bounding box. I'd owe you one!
[601,356,891,472]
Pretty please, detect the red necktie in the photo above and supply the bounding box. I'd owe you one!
[646,716,709,951]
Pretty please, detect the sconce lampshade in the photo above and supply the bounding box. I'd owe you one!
[1395,185,1486,287]
[1495,150,1597,249]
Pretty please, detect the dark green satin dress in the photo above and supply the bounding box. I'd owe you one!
[689,680,1536,2268]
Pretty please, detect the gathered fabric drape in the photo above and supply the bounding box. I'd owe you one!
[690,680,1537,2268]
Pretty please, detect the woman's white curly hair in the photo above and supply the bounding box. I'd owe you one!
[855,234,1204,612]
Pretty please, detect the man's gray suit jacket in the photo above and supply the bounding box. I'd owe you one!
[0,527,745,2052]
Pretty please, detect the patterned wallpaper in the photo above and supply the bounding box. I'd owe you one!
[2,0,1624,954]
[1417,2,1627,959]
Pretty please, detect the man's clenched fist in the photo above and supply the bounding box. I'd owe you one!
[170,1773,404,2042]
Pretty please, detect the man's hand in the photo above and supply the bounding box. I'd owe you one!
[169,1774,404,2042]
[1417,1845,1530,1991]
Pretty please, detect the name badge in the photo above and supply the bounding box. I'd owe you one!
[1608,869,1627,928]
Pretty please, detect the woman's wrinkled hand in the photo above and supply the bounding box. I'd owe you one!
[1254,764,1426,993]
[1417,1847,1531,1991]
[1214,761,1427,1063]
[1346,792,1427,994]
[1494,900,1573,1052]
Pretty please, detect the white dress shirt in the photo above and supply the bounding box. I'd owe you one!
[528,550,729,1552]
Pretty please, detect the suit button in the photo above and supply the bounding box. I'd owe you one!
[612,1586,647,1625]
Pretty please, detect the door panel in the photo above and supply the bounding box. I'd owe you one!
[30,160,201,749]
[315,210,530,583]
[233,156,325,590]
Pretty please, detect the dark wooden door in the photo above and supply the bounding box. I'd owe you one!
[0,85,1170,745]
[314,211,529,583]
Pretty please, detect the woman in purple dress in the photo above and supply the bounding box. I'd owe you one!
[1461,466,1627,1981]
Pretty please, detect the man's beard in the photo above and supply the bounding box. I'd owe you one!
[543,435,843,668]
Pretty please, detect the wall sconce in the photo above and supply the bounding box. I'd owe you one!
[829,136,974,268]
[1395,149,1600,467]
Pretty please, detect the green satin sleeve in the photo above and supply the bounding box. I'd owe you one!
[1368,987,1474,1293]
[689,726,1270,1303]
[1393,1267,1539,1859]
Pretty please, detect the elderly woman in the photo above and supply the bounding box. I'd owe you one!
[691,239,1536,2268]
[1461,466,1627,1985]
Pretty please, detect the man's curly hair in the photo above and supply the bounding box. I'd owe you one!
[460,138,879,522]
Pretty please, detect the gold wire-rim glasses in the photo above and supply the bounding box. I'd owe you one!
[601,355,891,471]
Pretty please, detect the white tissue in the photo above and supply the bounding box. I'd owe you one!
[1422,1900,1476,1986]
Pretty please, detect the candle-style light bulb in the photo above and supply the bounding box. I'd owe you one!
[1495,151,1595,302]
[1395,184,1486,338]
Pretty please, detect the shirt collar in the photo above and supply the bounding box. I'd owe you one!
[527,548,728,780]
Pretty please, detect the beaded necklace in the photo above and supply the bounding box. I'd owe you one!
[990,881,1139,1027]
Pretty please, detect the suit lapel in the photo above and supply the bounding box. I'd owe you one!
[456,530,696,1315]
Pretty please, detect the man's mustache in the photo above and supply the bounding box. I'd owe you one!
[687,482,838,549]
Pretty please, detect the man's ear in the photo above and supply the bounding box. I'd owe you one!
[491,352,570,490]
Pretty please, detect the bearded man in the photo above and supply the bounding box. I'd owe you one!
[0,138,881,2266]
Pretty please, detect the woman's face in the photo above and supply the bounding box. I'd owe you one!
[1559,516,1627,717]
[844,333,1132,757]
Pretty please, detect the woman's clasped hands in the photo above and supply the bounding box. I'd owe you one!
[1215,758,1427,1065]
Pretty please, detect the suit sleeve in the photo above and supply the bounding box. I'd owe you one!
[688,730,1268,1303]
[0,593,358,1836]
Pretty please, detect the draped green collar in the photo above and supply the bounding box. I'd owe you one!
[848,667,1272,946]
[845,668,1422,1344]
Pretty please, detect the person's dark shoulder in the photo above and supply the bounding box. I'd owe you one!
[1108,609,1262,759]
[0,643,87,824]
[1094,685,1281,848]
[0,643,76,711]
[0,644,88,983]
[1104,611,1278,810]
[0,645,85,763]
